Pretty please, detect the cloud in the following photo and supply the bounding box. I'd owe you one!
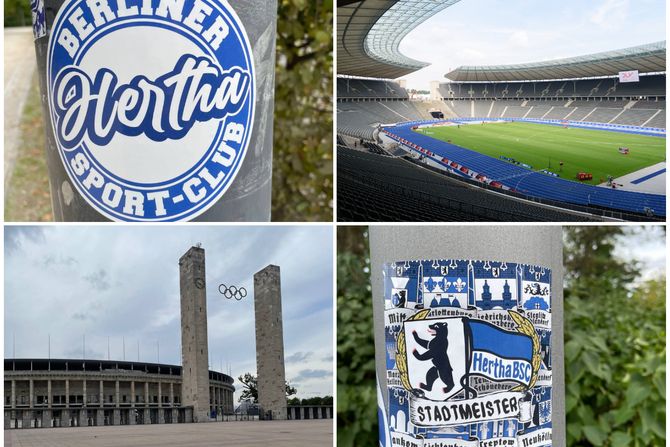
[293,369,333,381]
[84,269,111,291]
[286,351,313,363]
[4,226,334,401]
[392,0,663,89]
[590,0,629,29]
[509,30,529,47]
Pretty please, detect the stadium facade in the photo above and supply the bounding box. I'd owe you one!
[4,358,234,429]
[337,0,666,222]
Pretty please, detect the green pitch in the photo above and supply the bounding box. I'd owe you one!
[415,122,666,185]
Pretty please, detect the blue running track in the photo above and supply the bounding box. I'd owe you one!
[384,121,666,217]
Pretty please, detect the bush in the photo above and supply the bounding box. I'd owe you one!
[337,228,377,447]
[565,278,665,446]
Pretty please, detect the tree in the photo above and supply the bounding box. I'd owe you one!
[273,0,333,221]
[564,226,665,446]
[237,373,297,403]
[563,226,639,297]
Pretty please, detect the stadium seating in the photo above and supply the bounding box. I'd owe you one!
[338,78,409,99]
[338,146,600,222]
[432,74,665,127]
[439,74,664,100]
[384,123,666,217]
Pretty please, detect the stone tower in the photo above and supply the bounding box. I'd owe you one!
[179,246,210,422]
[253,265,287,420]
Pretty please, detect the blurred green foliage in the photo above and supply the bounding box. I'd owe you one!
[564,227,665,447]
[337,226,666,447]
[4,0,30,27]
[337,227,377,447]
[274,0,333,221]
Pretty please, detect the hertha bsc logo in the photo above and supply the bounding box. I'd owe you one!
[47,0,255,221]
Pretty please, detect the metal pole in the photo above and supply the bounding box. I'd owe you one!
[369,225,564,446]
[31,0,276,222]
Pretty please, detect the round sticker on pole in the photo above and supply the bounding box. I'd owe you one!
[46,0,255,221]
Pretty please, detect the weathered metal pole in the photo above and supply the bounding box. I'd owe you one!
[370,225,564,446]
[31,0,276,221]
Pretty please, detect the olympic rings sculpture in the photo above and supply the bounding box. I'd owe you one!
[218,284,247,300]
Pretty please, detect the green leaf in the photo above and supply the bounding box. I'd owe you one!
[583,425,606,445]
[626,381,652,407]
[565,339,582,362]
[610,431,632,447]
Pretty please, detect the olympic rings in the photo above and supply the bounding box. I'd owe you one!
[218,284,247,300]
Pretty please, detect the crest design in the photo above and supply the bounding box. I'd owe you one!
[46,0,255,221]
[381,259,553,446]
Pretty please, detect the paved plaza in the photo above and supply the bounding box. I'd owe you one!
[4,420,332,447]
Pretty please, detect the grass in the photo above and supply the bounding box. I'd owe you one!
[5,72,53,221]
[415,122,666,185]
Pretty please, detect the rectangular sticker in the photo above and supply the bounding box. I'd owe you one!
[380,259,552,447]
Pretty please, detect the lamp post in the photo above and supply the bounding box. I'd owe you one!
[31,0,276,221]
[369,225,565,446]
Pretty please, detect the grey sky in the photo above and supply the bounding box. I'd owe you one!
[612,226,666,284]
[397,0,666,89]
[4,225,334,402]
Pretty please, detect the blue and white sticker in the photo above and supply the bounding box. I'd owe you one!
[381,259,553,447]
[47,0,255,221]
[31,0,46,39]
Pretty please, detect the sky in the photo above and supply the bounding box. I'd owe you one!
[397,0,666,89]
[4,225,333,403]
[612,226,666,284]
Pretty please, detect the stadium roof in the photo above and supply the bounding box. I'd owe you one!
[338,0,462,79]
[445,41,667,82]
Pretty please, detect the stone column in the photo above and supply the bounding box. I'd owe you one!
[113,409,120,425]
[131,381,135,407]
[10,381,15,409]
[158,382,162,408]
[65,379,70,406]
[169,383,174,407]
[179,246,210,422]
[96,408,104,426]
[47,380,52,409]
[254,265,288,420]
[129,408,136,425]
[144,408,150,424]
[29,380,34,408]
[144,382,149,406]
[82,380,87,407]
[171,408,178,424]
[115,381,120,408]
[79,408,87,427]
[99,380,104,408]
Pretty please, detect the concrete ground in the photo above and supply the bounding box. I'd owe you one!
[4,27,37,189]
[4,420,332,447]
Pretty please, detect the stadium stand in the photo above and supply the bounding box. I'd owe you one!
[337,1,665,221]
[384,123,665,218]
[338,146,600,222]
[338,78,409,99]
[437,74,665,100]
